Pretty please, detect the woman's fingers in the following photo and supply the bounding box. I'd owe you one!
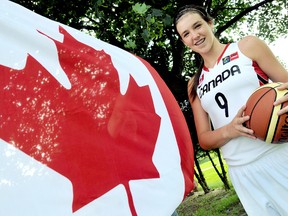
[274,83,288,115]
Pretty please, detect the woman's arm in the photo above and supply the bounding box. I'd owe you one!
[238,35,288,82]
[239,35,288,115]
[190,96,255,150]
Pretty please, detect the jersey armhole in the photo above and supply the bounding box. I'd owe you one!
[252,61,269,85]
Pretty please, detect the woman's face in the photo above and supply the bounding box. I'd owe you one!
[176,12,214,54]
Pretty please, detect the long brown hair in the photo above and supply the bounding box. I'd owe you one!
[174,5,213,102]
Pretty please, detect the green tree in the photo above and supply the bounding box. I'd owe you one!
[12,0,288,191]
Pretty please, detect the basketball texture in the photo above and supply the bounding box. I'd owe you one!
[244,82,288,143]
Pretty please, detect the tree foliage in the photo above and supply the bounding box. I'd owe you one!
[13,0,287,97]
[12,0,288,189]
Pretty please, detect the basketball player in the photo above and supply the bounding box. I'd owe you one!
[175,5,288,215]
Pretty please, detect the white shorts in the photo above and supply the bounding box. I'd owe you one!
[228,144,288,216]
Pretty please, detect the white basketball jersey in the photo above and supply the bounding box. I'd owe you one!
[196,42,280,166]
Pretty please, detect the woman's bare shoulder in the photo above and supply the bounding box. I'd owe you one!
[238,35,269,60]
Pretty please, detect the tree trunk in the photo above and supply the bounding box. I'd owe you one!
[206,150,230,190]
[215,149,230,190]
[194,157,210,193]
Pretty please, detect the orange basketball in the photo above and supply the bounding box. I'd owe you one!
[244,82,288,143]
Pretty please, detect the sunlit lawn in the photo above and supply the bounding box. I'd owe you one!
[197,156,230,190]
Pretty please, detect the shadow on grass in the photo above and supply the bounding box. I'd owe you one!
[177,188,247,216]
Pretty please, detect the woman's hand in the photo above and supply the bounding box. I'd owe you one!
[274,82,288,115]
[225,105,256,140]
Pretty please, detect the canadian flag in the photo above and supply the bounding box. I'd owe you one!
[0,1,194,215]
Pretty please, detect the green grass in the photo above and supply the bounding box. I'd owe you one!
[177,189,246,216]
[177,157,247,216]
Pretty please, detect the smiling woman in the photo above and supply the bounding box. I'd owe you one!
[174,4,288,216]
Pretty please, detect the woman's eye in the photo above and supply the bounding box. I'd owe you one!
[195,24,201,29]
[181,32,189,38]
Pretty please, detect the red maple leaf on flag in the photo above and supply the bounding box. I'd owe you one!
[0,26,161,215]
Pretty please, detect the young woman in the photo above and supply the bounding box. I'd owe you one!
[175,4,288,215]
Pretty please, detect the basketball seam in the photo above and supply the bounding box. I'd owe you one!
[266,90,278,143]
